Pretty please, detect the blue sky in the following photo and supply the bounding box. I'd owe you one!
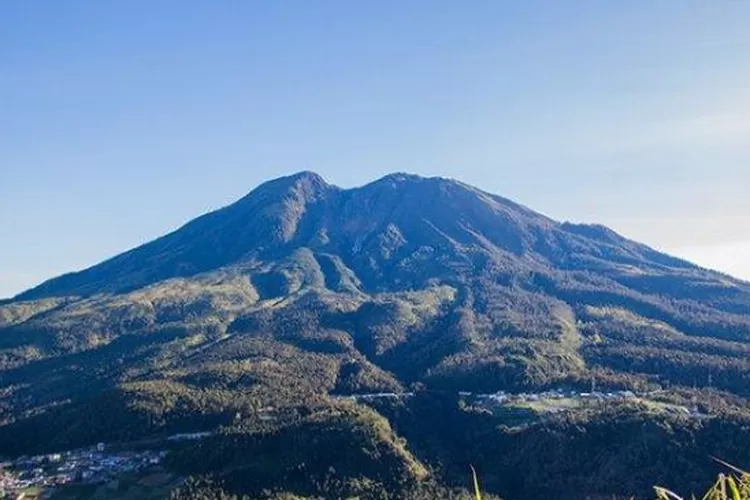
[2,1,749,298]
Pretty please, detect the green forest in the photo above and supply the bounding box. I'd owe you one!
[3,173,750,498]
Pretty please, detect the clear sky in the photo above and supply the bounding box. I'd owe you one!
[2,1,749,299]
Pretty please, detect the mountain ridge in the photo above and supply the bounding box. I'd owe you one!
[15,171,723,302]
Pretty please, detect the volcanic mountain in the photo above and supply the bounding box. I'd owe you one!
[2,172,750,497]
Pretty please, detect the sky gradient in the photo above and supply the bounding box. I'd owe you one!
[2,1,749,298]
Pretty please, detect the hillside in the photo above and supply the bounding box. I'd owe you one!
[2,171,750,499]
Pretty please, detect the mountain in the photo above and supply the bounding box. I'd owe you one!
[3,171,750,499]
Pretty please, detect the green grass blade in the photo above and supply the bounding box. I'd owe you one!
[654,486,684,500]
[469,464,482,500]
[726,475,741,500]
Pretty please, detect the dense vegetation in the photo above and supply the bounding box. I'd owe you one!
[2,172,750,498]
[366,390,750,499]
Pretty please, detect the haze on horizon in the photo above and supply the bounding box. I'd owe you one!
[2,1,749,299]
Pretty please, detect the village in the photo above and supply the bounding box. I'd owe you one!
[464,387,712,419]
[469,387,645,406]
[0,443,167,499]
[340,387,711,420]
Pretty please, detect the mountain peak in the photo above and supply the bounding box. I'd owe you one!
[286,170,328,184]
[251,170,330,196]
[368,172,455,188]
[378,172,426,183]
